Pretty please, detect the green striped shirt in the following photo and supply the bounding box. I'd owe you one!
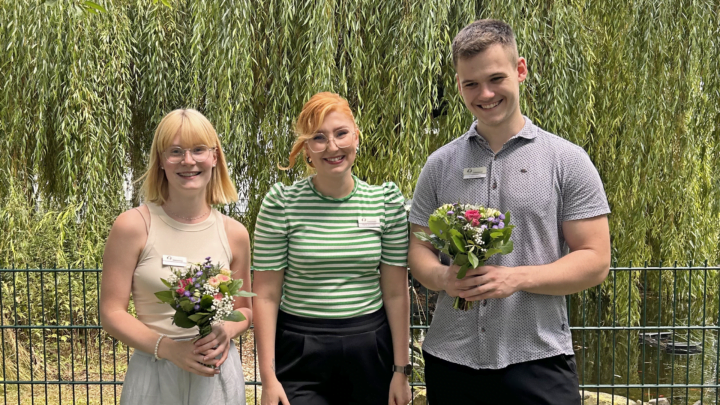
[252,176,408,318]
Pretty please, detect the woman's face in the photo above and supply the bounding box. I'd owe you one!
[304,111,359,180]
[161,133,217,197]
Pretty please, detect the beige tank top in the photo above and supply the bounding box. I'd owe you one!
[132,202,233,338]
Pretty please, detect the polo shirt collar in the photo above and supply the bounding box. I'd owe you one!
[466,116,538,145]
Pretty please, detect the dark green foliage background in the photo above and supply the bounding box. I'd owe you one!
[2,0,719,267]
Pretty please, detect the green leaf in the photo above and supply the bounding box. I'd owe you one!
[179,298,194,312]
[154,291,175,304]
[499,240,514,255]
[223,310,246,322]
[453,254,469,267]
[160,278,173,289]
[200,295,214,309]
[428,216,450,240]
[451,235,466,253]
[468,251,479,269]
[83,1,107,13]
[235,290,257,297]
[449,229,462,238]
[413,231,433,242]
[456,263,471,279]
[173,310,196,329]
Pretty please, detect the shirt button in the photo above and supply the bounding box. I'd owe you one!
[482,299,488,307]
[492,180,497,190]
[481,327,486,333]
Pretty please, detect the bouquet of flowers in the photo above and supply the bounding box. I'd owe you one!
[414,203,515,310]
[154,257,255,338]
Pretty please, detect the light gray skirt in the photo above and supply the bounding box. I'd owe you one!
[120,340,246,405]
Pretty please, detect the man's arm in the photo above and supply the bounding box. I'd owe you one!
[457,215,610,300]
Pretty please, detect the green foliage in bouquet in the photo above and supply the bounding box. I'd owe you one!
[414,203,514,310]
[154,257,255,337]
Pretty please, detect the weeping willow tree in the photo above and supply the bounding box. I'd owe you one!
[1,0,719,269]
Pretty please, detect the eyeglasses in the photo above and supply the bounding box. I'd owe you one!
[163,145,216,164]
[305,130,355,153]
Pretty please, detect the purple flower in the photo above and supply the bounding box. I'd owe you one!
[205,256,211,260]
[194,305,200,311]
[191,277,196,283]
[498,222,505,229]
[499,213,505,220]
[184,291,192,297]
[492,225,498,229]
[195,283,200,288]
[197,271,203,276]
[488,217,494,222]
[458,216,466,221]
[447,211,454,215]
[204,264,211,269]
[480,225,487,230]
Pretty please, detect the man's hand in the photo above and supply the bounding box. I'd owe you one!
[456,265,521,301]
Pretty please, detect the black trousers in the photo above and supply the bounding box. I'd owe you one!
[275,308,394,405]
[424,350,581,405]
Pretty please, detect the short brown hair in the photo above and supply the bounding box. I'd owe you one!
[452,19,518,68]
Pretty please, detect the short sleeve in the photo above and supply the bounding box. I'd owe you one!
[408,156,440,227]
[561,148,611,222]
[380,182,409,267]
[252,183,289,271]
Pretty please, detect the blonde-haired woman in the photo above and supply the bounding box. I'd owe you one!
[101,109,251,404]
[253,92,412,405]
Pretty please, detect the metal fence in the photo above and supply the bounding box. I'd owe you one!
[1,265,719,404]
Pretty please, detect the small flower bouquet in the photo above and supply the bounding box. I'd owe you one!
[414,203,515,310]
[154,257,255,338]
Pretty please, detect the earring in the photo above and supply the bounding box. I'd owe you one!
[213,164,216,167]
[355,146,359,154]
[160,167,164,170]
[306,156,312,164]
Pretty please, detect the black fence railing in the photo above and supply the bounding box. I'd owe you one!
[1,265,719,404]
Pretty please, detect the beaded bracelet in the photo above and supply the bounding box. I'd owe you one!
[153,334,166,362]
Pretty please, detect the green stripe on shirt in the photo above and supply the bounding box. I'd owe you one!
[252,176,408,318]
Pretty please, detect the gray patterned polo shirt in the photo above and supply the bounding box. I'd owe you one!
[409,117,610,370]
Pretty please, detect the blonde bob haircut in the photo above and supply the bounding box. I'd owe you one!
[139,109,238,205]
[280,92,359,171]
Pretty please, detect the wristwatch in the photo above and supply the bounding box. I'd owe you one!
[392,364,413,377]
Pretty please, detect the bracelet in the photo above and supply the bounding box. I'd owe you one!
[153,334,166,362]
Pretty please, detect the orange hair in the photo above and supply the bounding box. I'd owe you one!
[280,92,358,170]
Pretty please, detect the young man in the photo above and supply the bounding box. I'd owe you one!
[408,19,611,404]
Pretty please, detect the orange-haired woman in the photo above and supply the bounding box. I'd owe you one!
[253,93,412,405]
[101,109,252,404]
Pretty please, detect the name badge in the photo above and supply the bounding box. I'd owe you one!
[463,167,487,179]
[358,217,381,228]
[162,255,187,267]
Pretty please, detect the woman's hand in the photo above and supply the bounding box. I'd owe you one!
[194,323,233,368]
[158,339,219,377]
[388,373,411,405]
[261,377,290,405]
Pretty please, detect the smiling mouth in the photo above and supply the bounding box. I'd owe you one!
[478,99,502,109]
[178,172,201,178]
[324,156,345,165]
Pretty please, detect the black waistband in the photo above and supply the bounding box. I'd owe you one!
[277,307,387,336]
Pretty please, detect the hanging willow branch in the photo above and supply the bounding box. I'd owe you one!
[1,0,719,277]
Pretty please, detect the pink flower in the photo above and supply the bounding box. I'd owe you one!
[178,278,193,289]
[217,274,231,283]
[213,293,224,300]
[176,287,186,295]
[208,277,221,288]
[465,210,481,222]
[471,219,480,227]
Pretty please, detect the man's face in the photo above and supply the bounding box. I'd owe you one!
[455,44,527,129]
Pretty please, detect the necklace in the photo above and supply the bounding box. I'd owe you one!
[163,207,210,221]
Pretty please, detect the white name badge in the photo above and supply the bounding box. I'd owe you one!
[463,167,487,179]
[162,255,187,267]
[358,217,381,228]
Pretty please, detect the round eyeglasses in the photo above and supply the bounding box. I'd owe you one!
[305,130,355,153]
[163,145,216,164]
